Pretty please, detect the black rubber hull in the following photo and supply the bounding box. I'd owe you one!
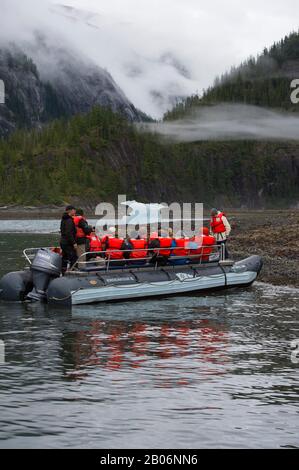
[0,256,263,308]
[47,256,263,308]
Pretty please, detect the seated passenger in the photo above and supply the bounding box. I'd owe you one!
[170,234,190,265]
[148,232,164,266]
[149,233,172,266]
[105,236,126,266]
[190,227,216,263]
[101,226,117,250]
[86,229,105,267]
[127,237,148,266]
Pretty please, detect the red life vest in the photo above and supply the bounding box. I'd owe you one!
[88,235,102,253]
[51,247,62,255]
[73,215,86,239]
[129,239,148,259]
[210,212,226,234]
[192,235,215,260]
[158,237,172,257]
[106,238,124,260]
[173,238,190,257]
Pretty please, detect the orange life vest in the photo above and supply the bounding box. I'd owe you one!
[106,238,124,260]
[51,247,62,255]
[129,239,148,259]
[88,235,102,253]
[173,238,190,257]
[73,215,86,239]
[210,212,226,234]
[158,237,172,257]
[192,235,215,260]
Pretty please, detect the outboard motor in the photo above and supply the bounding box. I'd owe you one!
[27,249,62,302]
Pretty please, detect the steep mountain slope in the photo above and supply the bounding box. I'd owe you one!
[0,44,143,137]
[165,31,299,120]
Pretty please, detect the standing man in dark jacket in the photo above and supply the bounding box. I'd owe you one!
[60,205,78,271]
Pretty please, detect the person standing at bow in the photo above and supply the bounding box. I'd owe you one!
[60,205,78,272]
[210,208,232,260]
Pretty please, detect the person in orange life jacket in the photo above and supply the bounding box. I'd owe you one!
[73,208,92,266]
[210,208,231,259]
[101,227,116,251]
[170,232,190,266]
[60,205,78,272]
[190,227,216,262]
[148,231,172,266]
[126,232,148,266]
[105,234,126,267]
[158,231,173,257]
[86,228,106,267]
[86,228,102,258]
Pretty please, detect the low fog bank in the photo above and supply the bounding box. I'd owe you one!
[139,104,299,141]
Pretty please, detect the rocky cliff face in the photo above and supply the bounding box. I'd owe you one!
[0,44,143,137]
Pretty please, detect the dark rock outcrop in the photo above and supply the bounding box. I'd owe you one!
[0,44,143,137]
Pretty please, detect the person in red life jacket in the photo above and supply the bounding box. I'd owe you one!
[51,247,62,255]
[170,233,190,266]
[86,228,106,266]
[158,230,172,257]
[101,227,116,251]
[210,208,231,259]
[127,236,148,266]
[190,227,216,263]
[88,232,102,253]
[149,231,172,266]
[87,229,102,256]
[105,236,126,266]
[73,209,92,267]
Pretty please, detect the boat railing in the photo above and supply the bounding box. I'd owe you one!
[23,247,56,265]
[23,244,225,272]
[69,244,224,272]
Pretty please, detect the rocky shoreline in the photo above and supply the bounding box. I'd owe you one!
[229,210,299,288]
[0,206,298,288]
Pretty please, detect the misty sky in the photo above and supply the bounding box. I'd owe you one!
[1,0,299,117]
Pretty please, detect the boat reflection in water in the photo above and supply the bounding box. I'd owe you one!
[61,299,230,387]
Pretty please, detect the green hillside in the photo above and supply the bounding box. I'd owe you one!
[0,105,298,208]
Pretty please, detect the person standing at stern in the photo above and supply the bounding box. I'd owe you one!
[73,208,92,267]
[60,205,78,272]
[210,208,232,259]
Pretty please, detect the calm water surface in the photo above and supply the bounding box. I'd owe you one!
[0,229,298,449]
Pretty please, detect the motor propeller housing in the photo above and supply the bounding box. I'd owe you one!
[27,249,62,302]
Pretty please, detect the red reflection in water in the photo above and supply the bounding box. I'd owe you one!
[64,319,229,386]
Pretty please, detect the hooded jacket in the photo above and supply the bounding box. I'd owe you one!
[60,213,77,246]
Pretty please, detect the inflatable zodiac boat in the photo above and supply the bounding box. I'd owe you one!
[0,247,263,308]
